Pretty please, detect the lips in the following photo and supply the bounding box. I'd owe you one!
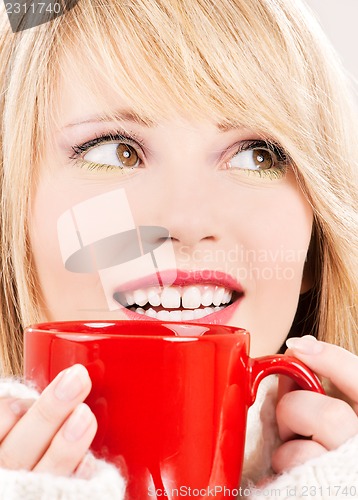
[113,270,244,324]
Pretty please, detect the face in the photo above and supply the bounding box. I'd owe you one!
[29,68,313,357]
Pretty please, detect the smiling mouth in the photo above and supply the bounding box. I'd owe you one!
[113,285,243,321]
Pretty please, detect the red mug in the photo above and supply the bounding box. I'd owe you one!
[24,321,324,499]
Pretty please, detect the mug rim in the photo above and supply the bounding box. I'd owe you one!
[25,320,248,339]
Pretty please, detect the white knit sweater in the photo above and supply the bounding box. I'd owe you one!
[0,377,357,499]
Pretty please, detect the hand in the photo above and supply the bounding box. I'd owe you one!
[272,336,358,473]
[0,364,97,477]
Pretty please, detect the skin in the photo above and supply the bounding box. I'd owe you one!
[0,67,357,479]
[0,365,97,478]
[30,71,313,357]
[274,337,358,473]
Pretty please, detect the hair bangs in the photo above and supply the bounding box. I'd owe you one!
[46,0,319,139]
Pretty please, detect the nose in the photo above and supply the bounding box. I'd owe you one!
[145,169,222,249]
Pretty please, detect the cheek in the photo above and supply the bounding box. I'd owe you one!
[29,170,116,270]
[230,180,313,355]
[30,183,64,270]
[29,176,107,318]
[29,179,73,310]
[247,181,313,258]
[243,182,312,292]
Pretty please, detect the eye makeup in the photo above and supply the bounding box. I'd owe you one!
[69,129,145,172]
[226,139,289,180]
[68,128,290,180]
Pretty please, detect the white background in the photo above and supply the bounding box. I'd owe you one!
[305,0,358,88]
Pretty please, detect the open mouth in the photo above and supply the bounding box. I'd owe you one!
[113,285,243,321]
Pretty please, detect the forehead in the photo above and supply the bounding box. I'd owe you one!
[47,0,308,145]
[52,44,264,142]
[55,62,241,136]
[55,64,129,126]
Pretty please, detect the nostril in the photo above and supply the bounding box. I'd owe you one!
[137,226,172,253]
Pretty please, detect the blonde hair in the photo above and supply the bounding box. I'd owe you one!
[0,0,357,375]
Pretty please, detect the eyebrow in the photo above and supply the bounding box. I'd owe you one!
[62,110,153,129]
[62,109,235,132]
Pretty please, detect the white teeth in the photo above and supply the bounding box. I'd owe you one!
[125,291,135,306]
[131,305,225,321]
[169,310,182,321]
[161,287,181,309]
[145,308,157,318]
[181,310,195,321]
[213,286,225,306]
[120,284,235,311]
[223,290,232,304]
[157,310,170,321]
[193,308,208,319]
[148,289,161,307]
[133,289,148,307]
[182,286,201,309]
[201,286,214,306]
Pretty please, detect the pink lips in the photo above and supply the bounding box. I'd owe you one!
[115,269,244,325]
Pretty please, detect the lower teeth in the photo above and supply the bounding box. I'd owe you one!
[129,306,225,321]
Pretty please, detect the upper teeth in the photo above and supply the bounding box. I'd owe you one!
[116,285,233,309]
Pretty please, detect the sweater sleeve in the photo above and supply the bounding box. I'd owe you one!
[242,376,358,499]
[0,379,127,500]
[0,460,126,500]
[248,433,358,500]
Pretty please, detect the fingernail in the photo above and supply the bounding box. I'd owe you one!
[54,364,89,401]
[75,453,97,479]
[63,403,94,442]
[286,335,323,354]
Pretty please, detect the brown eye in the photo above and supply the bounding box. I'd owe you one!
[228,145,279,171]
[252,149,274,169]
[117,143,139,167]
[227,141,287,178]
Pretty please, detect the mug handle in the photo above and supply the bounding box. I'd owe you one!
[249,354,325,406]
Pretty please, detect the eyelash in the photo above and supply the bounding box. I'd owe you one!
[69,133,289,178]
[69,130,144,171]
[230,139,289,179]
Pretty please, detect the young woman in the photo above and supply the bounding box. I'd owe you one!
[0,0,357,497]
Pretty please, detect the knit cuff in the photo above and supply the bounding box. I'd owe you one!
[0,378,40,399]
[0,379,126,499]
[0,458,126,500]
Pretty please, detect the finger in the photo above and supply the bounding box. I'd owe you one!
[277,374,301,404]
[74,453,97,480]
[0,364,91,470]
[285,336,358,403]
[0,398,34,441]
[272,439,327,474]
[33,403,97,477]
[276,390,358,448]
